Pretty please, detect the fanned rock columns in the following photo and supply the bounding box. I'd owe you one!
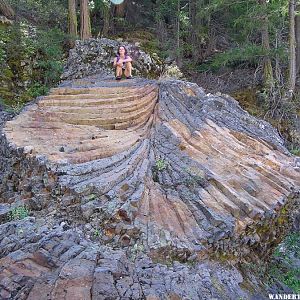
[4,79,157,163]
[1,75,299,263]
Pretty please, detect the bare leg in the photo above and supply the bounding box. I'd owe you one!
[124,62,132,77]
[116,66,123,77]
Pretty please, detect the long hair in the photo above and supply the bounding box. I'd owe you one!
[117,45,128,56]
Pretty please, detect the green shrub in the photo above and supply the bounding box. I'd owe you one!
[30,27,66,86]
[0,24,67,107]
[289,145,300,156]
[155,159,168,171]
[197,44,286,72]
[268,233,300,293]
[9,206,29,221]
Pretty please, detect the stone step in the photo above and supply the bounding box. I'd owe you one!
[39,90,157,109]
[42,87,157,103]
[49,94,156,121]
[49,85,146,95]
[59,98,156,128]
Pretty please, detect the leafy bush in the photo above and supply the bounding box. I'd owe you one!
[9,206,29,220]
[0,24,67,106]
[8,0,68,30]
[197,44,286,72]
[31,27,66,86]
[289,146,300,156]
[268,233,300,293]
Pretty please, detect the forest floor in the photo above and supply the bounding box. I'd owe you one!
[187,67,260,95]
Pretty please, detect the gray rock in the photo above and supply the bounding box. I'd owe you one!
[61,38,164,81]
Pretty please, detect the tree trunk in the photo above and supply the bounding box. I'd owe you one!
[288,0,296,93]
[176,0,181,66]
[0,0,15,19]
[115,0,126,18]
[80,0,91,40]
[189,0,197,59]
[101,4,110,36]
[295,4,300,74]
[259,0,274,90]
[68,0,78,39]
[102,14,109,37]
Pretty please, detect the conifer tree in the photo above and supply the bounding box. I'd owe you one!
[259,0,274,89]
[288,0,296,93]
[68,0,78,39]
[80,0,91,40]
[295,3,300,74]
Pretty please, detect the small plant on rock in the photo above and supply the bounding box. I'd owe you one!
[155,158,167,171]
[9,206,29,221]
[0,98,24,114]
[289,145,300,156]
[93,228,100,237]
[152,158,168,182]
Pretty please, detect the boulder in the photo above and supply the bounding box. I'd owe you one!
[61,38,164,81]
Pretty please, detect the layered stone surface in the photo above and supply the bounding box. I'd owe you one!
[4,78,157,163]
[0,74,300,299]
[0,218,255,300]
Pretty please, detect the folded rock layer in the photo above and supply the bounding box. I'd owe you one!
[1,75,299,264]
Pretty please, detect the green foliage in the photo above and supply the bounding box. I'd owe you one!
[198,44,286,72]
[269,266,300,293]
[289,145,300,156]
[155,0,179,21]
[152,158,168,182]
[148,0,290,74]
[0,99,24,113]
[268,233,300,293]
[9,206,29,221]
[93,229,101,237]
[0,23,66,107]
[155,159,168,171]
[30,28,65,86]
[26,83,50,99]
[94,0,111,11]
[8,0,68,30]
[197,0,288,41]
[183,167,207,188]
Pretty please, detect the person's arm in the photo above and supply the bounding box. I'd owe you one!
[124,56,132,63]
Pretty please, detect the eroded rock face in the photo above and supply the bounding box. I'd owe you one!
[0,218,257,300]
[0,74,299,299]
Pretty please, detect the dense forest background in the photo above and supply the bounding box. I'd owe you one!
[0,0,300,149]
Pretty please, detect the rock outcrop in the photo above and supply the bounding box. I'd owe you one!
[61,38,163,81]
[0,217,261,300]
[0,72,299,299]
[0,15,13,25]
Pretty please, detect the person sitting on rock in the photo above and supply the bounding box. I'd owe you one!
[113,46,133,80]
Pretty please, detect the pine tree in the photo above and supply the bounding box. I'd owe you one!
[68,0,78,39]
[295,3,300,74]
[80,0,91,40]
[288,0,296,93]
[259,0,274,89]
